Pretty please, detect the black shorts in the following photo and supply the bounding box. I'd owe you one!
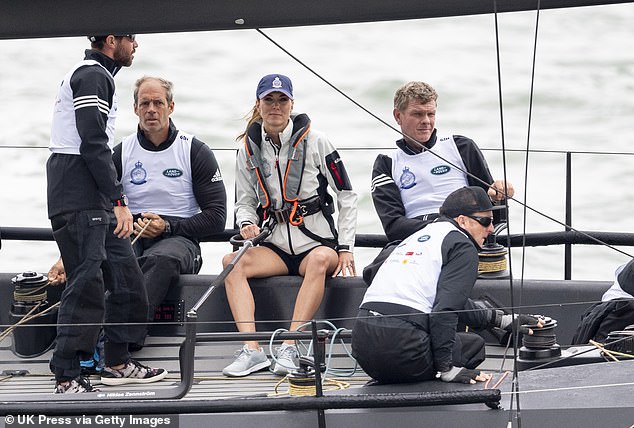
[261,243,322,276]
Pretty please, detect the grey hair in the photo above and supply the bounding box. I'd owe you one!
[133,76,174,104]
[393,81,438,111]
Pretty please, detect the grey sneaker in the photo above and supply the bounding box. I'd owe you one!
[222,345,270,377]
[272,343,299,376]
[100,359,167,386]
[54,376,99,393]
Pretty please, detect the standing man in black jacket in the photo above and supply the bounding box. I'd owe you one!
[371,81,514,242]
[47,34,166,393]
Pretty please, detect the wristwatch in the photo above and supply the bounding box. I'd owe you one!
[162,219,172,237]
[113,195,128,207]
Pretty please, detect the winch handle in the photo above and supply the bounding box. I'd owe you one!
[229,223,273,247]
[188,224,273,316]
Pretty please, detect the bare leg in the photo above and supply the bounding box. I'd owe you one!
[284,246,339,345]
[222,246,287,350]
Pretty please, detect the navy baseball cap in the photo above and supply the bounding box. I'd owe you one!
[256,74,293,99]
[439,186,505,218]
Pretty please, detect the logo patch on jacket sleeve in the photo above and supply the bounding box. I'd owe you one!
[211,169,223,182]
[163,168,183,178]
[325,150,352,191]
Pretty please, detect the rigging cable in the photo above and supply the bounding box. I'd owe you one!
[518,0,544,388]
[496,0,541,424]
[488,0,523,424]
[267,320,359,378]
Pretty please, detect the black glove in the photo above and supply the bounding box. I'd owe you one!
[440,367,481,384]
[493,311,543,335]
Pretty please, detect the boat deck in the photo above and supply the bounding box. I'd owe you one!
[2,334,634,428]
[0,335,370,399]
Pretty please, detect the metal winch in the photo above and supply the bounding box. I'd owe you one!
[10,271,58,357]
[516,317,562,370]
[478,222,509,279]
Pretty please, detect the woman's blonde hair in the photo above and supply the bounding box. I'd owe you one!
[236,101,261,141]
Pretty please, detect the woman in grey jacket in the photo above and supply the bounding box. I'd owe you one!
[221,74,358,377]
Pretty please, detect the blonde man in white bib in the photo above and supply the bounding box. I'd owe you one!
[371,81,514,242]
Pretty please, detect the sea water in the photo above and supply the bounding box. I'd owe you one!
[0,4,633,281]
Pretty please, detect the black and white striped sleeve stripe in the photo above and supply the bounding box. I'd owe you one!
[371,173,394,193]
[73,95,110,115]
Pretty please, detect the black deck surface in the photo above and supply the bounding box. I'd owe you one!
[328,358,634,427]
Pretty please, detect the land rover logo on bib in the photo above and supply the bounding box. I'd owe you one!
[431,165,450,175]
[418,235,431,242]
[163,168,183,178]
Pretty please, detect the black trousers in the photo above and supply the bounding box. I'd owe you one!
[50,209,148,380]
[352,309,485,384]
[134,235,201,320]
[572,299,634,344]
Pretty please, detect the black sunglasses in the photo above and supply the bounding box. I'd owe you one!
[465,215,493,228]
[115,34,136,41]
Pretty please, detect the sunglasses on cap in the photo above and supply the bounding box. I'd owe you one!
[115,34,136,41]
[465,215,493,228]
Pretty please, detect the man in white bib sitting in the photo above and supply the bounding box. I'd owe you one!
[371,81,514,242]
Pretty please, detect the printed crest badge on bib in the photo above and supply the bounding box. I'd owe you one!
[399,166,416,189]
[130,160,147,185]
